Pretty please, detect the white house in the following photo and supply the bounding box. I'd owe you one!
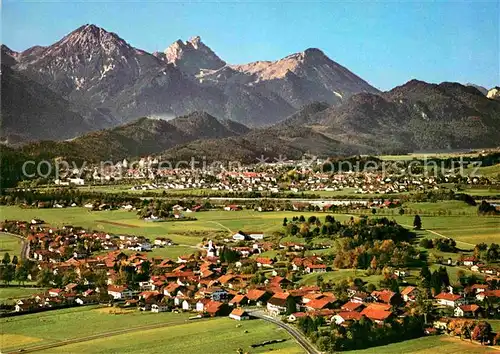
[154,237,172,246]
[434,292,462,307]
[107,286,133,300]
[267,293,294,316]
[232,231,264,241]
[196,298,211,312]
[182,299,194,311]
[48,289,63,297]
[229,308,250,321]
[454,304,480,318]
[305,264,327,274]
[332,311,363,325]
[69,178,85,185]
[232,232,248,241]
[151,304,169,313]
[462,257,478,267]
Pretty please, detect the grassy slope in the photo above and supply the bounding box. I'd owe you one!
[0,232,23,258]
[38,318,301,354]
[463,163,500,178]
[345,335,494,354]
[375,213,500,246]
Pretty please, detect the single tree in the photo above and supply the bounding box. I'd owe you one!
[413,215,422,230]
[471,321,492,344]
[2,253,11,265]
[285,295,297,315]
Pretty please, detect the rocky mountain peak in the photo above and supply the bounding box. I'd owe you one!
[466,83,488,95]
[55,24,129,53]
[1,44,18,57]
[1,44,18,67]
[303,47,326,57]
[163,36,225,75]
[189,36,202,48]
[12,23,163,106]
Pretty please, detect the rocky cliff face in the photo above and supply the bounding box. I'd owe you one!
[487,87,500,100]
[158,36,226,75]
[198,48,379,108]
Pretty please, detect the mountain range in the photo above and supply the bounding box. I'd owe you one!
[1,23,500,162]
[1,24,379,140]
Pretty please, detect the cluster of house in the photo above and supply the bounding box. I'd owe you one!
[52,156,496,195]
[47,146,500,192]
[13,246,404,325]
[463,256,500,278]
[7,218,499,333]
[431,283,500,331]
[1,221,171,264]
[11,236,500,335]
[129,172,282,193]
[14,284,98,312]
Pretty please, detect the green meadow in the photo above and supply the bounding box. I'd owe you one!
[0,306,301,354]
[0,206,354,241]
[463,163,500,179]
[1,306,191,351]
[0,205,498,255]
[345,335,495,354]
[0,232,23,258]
[39,318,301,354]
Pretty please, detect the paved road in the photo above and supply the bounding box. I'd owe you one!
[249,310,320,354]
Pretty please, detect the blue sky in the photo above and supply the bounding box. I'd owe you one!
[2,0,498,90]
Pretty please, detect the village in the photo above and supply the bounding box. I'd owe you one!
[48,155,496,197]
[2,214,500,350]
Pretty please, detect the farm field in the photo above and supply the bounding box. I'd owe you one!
[0,305,301,354]
[345,335,496,353]
[0,205,498,251]
[402,200,478,215]
[0,306,193,352]
[428,264,479,284]
[37,317,301,354]
[463,163,500,179]
[0,206,351,242]
[377,211,499,247]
